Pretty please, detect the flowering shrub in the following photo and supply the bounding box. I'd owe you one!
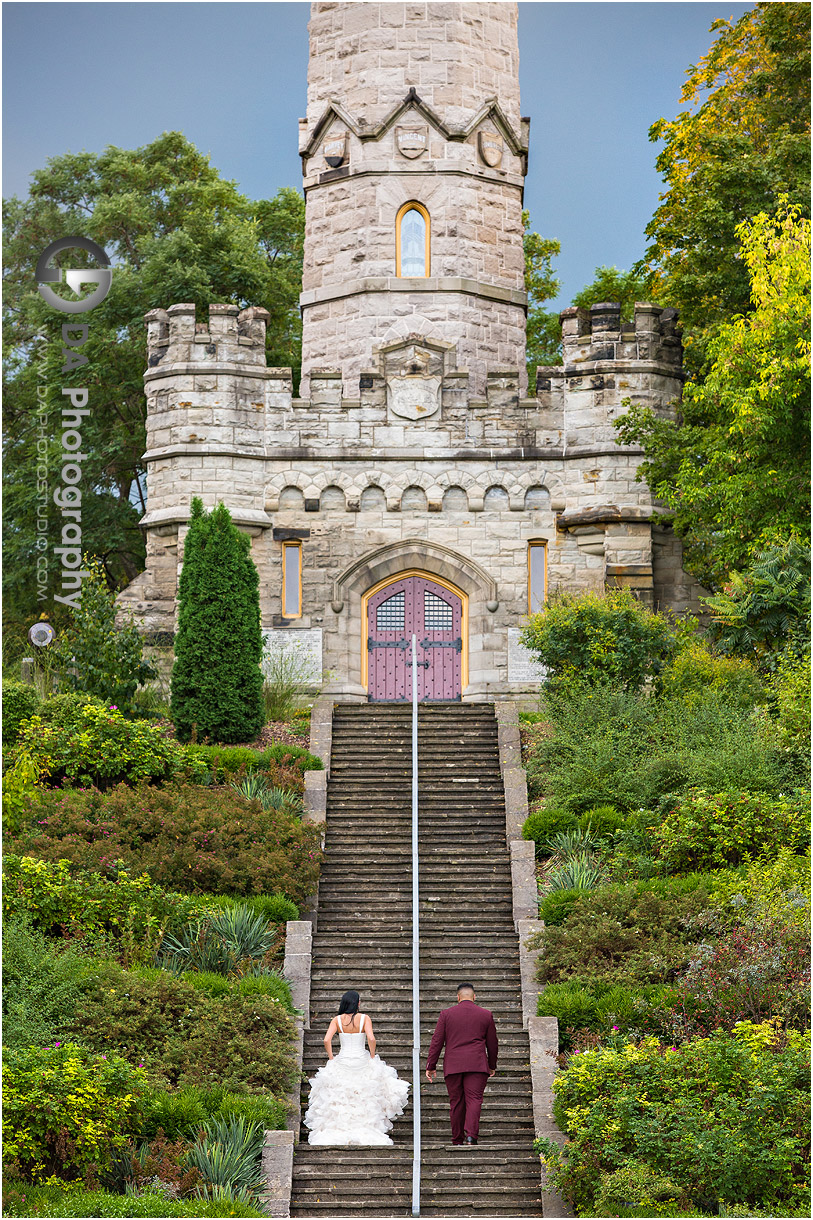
[3,855,206,960]
[14,704,205,790]
[538,1026,810,1214]
[673,914,810,1034]
[4,782,322,902]
[67,963,299,1094]
[654,788,810,870]
[3,1042,147,1184]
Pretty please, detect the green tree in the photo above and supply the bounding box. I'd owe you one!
[572,266,649,321]
[523,211,561,385]
[170,499,264,744]
[51,556,157,714]
[617,202,811,587]
[637,2,810,372]
[2,133,305,622]
[529,265,649,374]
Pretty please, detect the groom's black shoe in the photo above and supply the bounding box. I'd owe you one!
[465,1136,478,1145]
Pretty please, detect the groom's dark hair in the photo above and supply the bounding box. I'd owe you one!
[457,983,475,996]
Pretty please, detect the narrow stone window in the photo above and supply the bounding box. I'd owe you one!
[282,542,302,618]
[396,202,430,277]
[528,541,547,613]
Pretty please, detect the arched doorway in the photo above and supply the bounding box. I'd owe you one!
[363,571,467,702]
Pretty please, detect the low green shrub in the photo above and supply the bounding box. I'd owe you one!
[767,651,811,751]
[35,691,106,726]
[539,888,580,927]
[5,782,322,903]
[522,805,577,855]
[200,893,300,924]
[660,640,766,710]
[537,981,681,1048]
[14,704,204,790]
[542,1025,810,1214]
[592,1161,692,1218]
[530,878,714,988]
[577,805,626,837]
[3,855,205,959]
[2,918,93,1050]
[67,963,299,1094]
[1,1182,265,1217]
[3,1043,147,1184]
[185,742,322,782]
[2,680,39,748]
[654,788,810,871]
[706,847,811,928]
[139,1086,287,1142]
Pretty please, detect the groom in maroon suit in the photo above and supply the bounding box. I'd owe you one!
[425,983,498,1145]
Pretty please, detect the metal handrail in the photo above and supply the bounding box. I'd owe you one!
[411,633,421,1216]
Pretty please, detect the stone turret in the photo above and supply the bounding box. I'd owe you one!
[299,2,529,398]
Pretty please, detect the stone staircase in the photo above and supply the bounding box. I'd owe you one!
[289,704,542,1218]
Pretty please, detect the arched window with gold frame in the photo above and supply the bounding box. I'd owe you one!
[396,202,430,277]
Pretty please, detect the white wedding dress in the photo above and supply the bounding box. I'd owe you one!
[304,1013,410,1145]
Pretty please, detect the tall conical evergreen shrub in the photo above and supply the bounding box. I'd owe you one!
[171,499,265,743]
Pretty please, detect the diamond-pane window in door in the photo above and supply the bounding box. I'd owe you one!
[376,591,405,632]
[424,590,453,630]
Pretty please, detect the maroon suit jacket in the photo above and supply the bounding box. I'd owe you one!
[426,1000,498,1076]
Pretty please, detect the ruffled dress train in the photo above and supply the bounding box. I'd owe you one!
[304,1015,410,1146]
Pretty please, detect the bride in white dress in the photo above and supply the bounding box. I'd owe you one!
[304,990,410,1145]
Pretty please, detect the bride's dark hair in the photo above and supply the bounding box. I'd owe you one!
[338,990,360,1014]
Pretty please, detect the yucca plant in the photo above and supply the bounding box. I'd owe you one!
[546,850,604,892]
[158,905,277,977]
[230,774,303,817]
[543,827,602,856]
[188,1115,265,1200]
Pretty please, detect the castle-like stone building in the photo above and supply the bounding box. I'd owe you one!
[120,1,703,702]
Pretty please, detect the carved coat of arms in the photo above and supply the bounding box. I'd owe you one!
[387,373,441,421]
[477,131,504,168]
[396,126,428,159]
[323,133,348,168]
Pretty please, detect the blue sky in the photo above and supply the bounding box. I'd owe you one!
[3,1,752,309]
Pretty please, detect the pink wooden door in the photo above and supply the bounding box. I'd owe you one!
[367,576,463,702]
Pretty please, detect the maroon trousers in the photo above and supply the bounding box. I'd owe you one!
[444,1071,488,1142]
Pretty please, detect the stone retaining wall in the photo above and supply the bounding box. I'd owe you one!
[495,701,573,1217]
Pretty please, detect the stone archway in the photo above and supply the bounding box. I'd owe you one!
[326,539,498,701]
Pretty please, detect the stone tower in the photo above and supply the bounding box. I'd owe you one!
[120,2,705,702]
[299,2,529,397]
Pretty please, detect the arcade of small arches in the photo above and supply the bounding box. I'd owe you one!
[266,468,566,514]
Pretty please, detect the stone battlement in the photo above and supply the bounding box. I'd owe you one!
[144,303,271,369]
[556,301,682,369]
